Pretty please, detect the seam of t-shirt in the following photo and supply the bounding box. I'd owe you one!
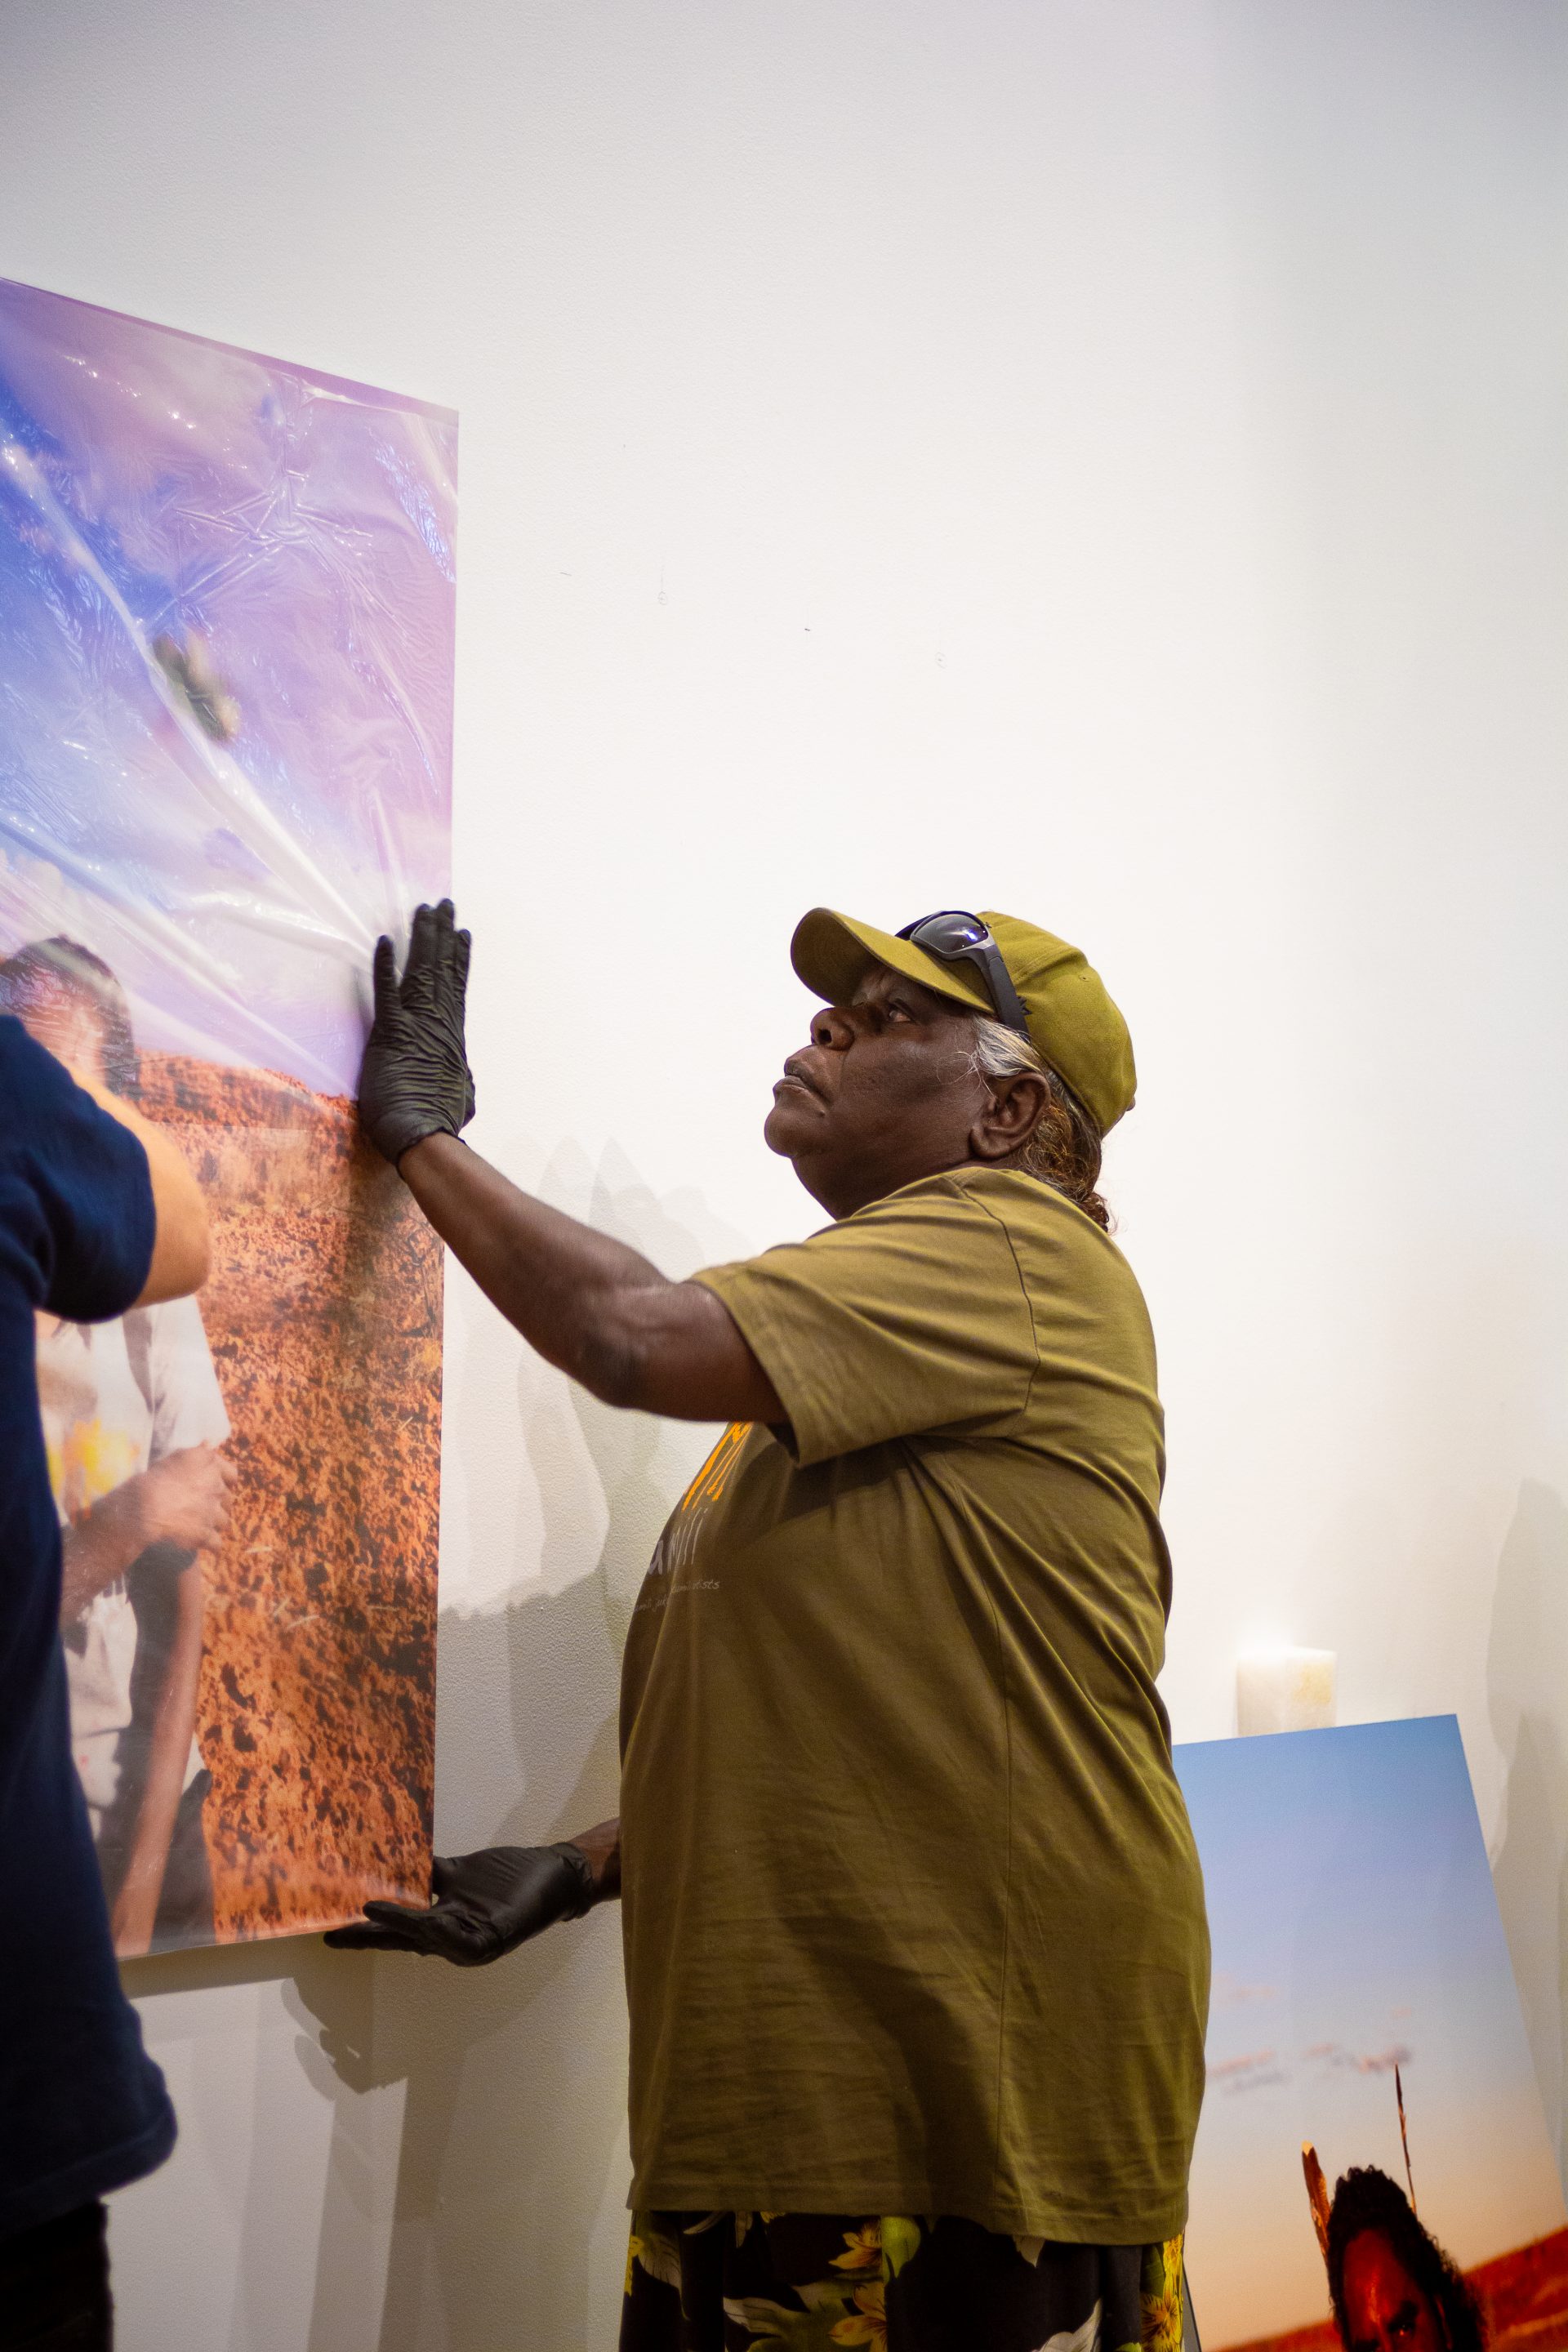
[955,1178,1043,1437]
[947,1176,1038,2200]
[690,1267,812,1462]
[982,1547,1018,2211]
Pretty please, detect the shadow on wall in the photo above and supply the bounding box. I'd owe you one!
[288,1594,630,2352]
[281,1145,754,2352]
[1487,1480,1568,2188]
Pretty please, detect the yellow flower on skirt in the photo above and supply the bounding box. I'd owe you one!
[830,2282,887,2346]
[1139,2236,1185,2352]
[830,2225,882,2273]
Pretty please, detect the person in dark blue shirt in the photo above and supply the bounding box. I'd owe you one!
[0,1013,212,2349]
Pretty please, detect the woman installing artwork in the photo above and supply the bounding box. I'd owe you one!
[0,939,234,1954]
[332,899,1210,2352]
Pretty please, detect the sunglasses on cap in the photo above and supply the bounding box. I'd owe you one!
[896,911,1031,1038]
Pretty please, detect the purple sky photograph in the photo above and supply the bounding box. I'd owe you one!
[0,277,456,1096]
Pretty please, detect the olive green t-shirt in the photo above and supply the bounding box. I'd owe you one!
[617,1166,1209,2244]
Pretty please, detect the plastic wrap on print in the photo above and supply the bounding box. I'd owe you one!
[0,277,456,1943]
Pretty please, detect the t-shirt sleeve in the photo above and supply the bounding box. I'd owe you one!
[0,1018,156,1324]
[692,1177,1038,1467]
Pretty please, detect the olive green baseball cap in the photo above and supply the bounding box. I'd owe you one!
[790,906,1137,1134]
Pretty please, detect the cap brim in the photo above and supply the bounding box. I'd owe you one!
[791,908,994,1019]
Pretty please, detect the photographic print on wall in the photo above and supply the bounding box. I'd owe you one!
[0,277,455,1951]
[1176,1717,1568,2352]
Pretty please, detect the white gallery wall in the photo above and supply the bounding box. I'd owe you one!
[4,2,1568,2345]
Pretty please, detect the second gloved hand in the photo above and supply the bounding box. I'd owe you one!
[359,898,476,1166]
[323,1843,596,1964]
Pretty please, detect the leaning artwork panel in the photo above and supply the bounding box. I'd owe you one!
[1178,1717,1568,2352]
[0,277,455,1949]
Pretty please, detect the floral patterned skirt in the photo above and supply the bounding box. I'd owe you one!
[620,2212,1188,2352]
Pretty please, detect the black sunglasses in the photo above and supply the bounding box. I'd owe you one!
[896,911,1031,1038]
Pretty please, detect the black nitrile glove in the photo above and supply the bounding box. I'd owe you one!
[323,1843,596,1964]
[359,898,476,1166]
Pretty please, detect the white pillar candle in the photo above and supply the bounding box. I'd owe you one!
[1236,1647,1337,1737]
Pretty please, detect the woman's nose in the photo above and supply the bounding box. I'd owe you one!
[812,1006,854,1051]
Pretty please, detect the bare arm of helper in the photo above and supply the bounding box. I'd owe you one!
[399,1134,783,1425]
[110,1553,205,1958]
[76,1078,212,1306]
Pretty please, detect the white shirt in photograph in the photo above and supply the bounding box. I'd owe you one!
[37,1294,229,1833]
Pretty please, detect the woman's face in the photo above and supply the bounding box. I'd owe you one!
[762,960,985,1215]
[1340,2231,1444,2352]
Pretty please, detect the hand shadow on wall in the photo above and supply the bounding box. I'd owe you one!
[284,1143,753,2352]
[1486,1478,1568,2187]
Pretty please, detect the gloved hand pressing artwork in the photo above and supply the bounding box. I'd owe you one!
[358,898,476,1166]
[323,1843,597,1964]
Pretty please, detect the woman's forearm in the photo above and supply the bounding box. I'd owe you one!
[399,1135,666,1378]
[110,1556,205,1958]
[398,1135,780,1422]
[568,1815,621,1904]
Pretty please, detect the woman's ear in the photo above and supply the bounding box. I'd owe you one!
[969,1071,1047,1162]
